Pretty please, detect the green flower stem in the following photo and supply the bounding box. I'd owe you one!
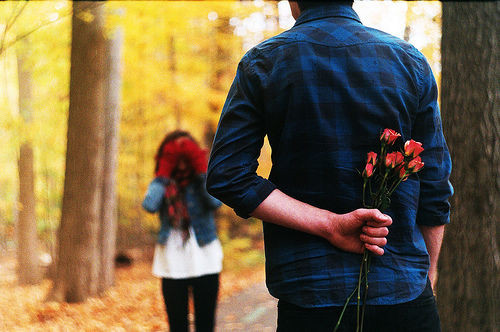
[380,144,386,161]
[388,176,404,196]
[368,180,373,200]
[378,144,387,173]
[334,274,367,332]
[362,180,367,207]
[356,253,365,332]
[336,138,413,332]
[372,170,389,208]
[360,253,371,332]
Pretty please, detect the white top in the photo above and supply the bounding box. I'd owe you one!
[152,227,223,279]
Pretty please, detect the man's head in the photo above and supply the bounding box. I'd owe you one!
[289,1,354,20]
[295,1,327,12]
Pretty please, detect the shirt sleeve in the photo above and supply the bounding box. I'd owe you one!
[206,52,276,218]
[413,57,454,226]
[142,178,166,213]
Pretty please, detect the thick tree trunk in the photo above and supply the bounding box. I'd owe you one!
[16,40,41,285]
[438,2,499,331]
[98,28,123,293]
[49,2,106,303]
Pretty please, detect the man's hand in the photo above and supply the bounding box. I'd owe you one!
[326,209,392,256]
[251,189,392,256]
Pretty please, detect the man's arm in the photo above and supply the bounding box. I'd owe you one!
[251,189,392,256]
[418,225,445,289]
[412,55,453,290]
[208,51,392,256]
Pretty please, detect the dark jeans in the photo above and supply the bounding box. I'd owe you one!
[277,279,440,332]
[161,273,219,332]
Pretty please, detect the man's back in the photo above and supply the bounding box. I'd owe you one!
[250,6,424,206]
[207,3,452,309]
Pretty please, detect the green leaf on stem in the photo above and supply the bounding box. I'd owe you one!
[380,195,391,211]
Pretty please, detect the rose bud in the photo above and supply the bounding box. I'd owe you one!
[384,152,404,169]
[395,151,404,166]
[404,139,424,158]
[408,156,424,173]
[384,152,397,168]
[380,129,401,145]
[380,129,390,143]
[387,130,401,145]
[362,163,374,178]
[398,165,408,181]
[367,151,377,165]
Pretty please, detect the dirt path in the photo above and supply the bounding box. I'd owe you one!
[216,280,277,331]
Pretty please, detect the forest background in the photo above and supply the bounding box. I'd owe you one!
[0,0,441,275]
[0,1,497,331]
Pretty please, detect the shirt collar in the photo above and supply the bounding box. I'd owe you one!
[293,4,362,27]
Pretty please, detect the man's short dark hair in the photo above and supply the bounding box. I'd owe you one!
[296,1,353,12]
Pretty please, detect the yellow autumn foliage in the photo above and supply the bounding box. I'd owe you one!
[0,1,442,259]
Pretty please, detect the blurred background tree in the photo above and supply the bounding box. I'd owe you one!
[439,2,499,331]
[48,2,108,302]
[1,1,71,286]
[16,35,41,285]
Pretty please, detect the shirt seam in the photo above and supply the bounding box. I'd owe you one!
[294,14,362,27]
[415,54,426,111]
[251,36,423,55]
[248,38,422,102]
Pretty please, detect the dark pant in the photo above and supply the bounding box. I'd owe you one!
[277,279,440,332]
[161,273,219,332]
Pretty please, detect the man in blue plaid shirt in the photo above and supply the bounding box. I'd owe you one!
[207,1,453,331]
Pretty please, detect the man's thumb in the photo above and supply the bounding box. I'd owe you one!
[371,209,392,224]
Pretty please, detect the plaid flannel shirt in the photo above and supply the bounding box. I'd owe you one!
[207,4,453,307]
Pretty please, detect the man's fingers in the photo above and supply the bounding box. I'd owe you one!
[360,233,387,247]
[366,219,392,228]
[362,226,389,237]
[364,243,384,256]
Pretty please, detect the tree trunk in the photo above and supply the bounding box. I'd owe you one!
[438,2,499,331]
[205,16,232,148]
[168,35,181,127]
[16,38,41,285]
[98,27,123,293]
[403,3,411,43]
[48,2,106,303]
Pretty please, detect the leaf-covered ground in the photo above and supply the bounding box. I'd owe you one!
[0,258,265,331]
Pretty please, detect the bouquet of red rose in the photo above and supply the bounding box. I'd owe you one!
[334,129,424,332]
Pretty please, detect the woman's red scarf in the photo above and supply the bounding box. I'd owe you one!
[155,137,208,243]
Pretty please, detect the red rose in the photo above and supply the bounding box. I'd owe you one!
[367,151,377,165]
[404,139,424,158]
[384,152,403,169]
[407,156,424,173]
[362,163,374,178]
[177,138,208,174]
[384,152,395,168]
[380,129,401,145]
[395,151,404,165]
